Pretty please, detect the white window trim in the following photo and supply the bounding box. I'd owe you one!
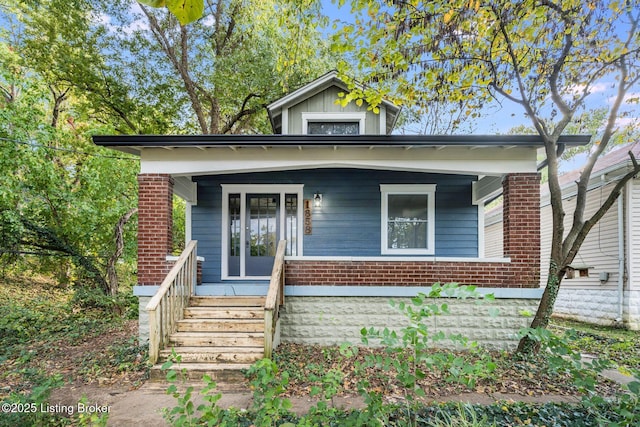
[221,184,304,280]
[302,112,366,135]
[380,184,436,255]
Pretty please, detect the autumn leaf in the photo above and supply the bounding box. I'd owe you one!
[443,9,455,24]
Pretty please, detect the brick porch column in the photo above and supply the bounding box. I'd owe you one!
[503,173,541,286]
[137,174,174,286]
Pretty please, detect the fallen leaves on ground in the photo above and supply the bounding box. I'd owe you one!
[0,320,148,399]
[272,343,622,400]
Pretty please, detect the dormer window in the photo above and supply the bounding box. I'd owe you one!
[308,122,359,135]
[302,112,366,135]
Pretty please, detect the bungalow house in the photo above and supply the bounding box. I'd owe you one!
[485,142,640,330]
[93,71,589,378]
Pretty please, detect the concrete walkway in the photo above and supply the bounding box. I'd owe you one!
[104,384,585,427]
[581,353,636,386]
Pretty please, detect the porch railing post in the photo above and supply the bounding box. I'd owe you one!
[264,240,286,359]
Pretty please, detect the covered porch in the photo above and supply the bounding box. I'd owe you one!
[91,133,589,350]
[120,136,556,295]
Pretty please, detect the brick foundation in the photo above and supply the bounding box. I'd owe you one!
[285,259,530,287]
[137,174,174,286]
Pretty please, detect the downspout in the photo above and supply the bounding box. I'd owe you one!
[616,186,625,323]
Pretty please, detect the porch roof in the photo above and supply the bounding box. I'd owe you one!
[93,134,590,156]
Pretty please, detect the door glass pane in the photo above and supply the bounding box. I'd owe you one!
[285,194,297,256]
[229,194,241,256]
[228,194,241,276]
[387,194,429,249]
[249,196,277,257]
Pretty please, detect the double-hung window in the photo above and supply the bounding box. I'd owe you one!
[380,184,436,255]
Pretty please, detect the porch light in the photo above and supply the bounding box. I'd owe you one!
[313,193,323,208]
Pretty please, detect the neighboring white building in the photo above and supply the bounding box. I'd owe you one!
[485,143,640,330]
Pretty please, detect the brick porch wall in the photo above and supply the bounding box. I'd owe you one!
[137,173,174,286]
[286,173,541,288]
[502,173,541,286]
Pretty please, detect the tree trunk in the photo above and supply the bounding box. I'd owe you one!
[517,260,563,353]
[106,208,137,296]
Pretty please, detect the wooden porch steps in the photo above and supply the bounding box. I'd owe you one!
[149,296,266,386]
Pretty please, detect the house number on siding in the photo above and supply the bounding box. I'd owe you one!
[304,199,312,234]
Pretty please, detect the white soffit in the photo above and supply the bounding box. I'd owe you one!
[173,176,197,203]
[472,176,503,204]
[140,146,537,176]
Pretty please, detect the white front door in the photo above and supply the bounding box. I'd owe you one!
[222,184,303,279]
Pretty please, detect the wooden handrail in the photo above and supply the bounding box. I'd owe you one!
[146,240,197,364]
[264,240,286,359]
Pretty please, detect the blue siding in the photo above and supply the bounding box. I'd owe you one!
[193,169,478,282]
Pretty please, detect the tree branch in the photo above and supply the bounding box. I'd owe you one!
[1,84,14,104]
[106,208,137,296]
[220,93,264,134]
[48,85,70,128]
[542,0,575,119]
[20,219,108,292]
[141,4,209,133]
[564,151,640,265]
[562,22,639,257]
[492,4,549,139]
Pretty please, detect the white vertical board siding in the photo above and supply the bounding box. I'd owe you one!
[288,86,381,134]
[628,177,640,291]
[627,178,640,329]
[540,201,553,287]
[545,182,621,289]
[484,207,503,258]
[544,182,623,325]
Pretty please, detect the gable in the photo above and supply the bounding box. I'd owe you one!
[287,85,382,135]
[267,71,399,135]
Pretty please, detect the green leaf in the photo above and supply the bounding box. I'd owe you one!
[627,380,640,394]
[137,0,166,7]
[166,0,204,25]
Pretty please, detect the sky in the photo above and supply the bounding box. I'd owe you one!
[320,1,639,137]
[9,0,637,146]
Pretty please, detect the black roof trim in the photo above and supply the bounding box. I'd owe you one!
[93,134,591,148]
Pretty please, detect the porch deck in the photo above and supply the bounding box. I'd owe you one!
[195,281,269,296]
